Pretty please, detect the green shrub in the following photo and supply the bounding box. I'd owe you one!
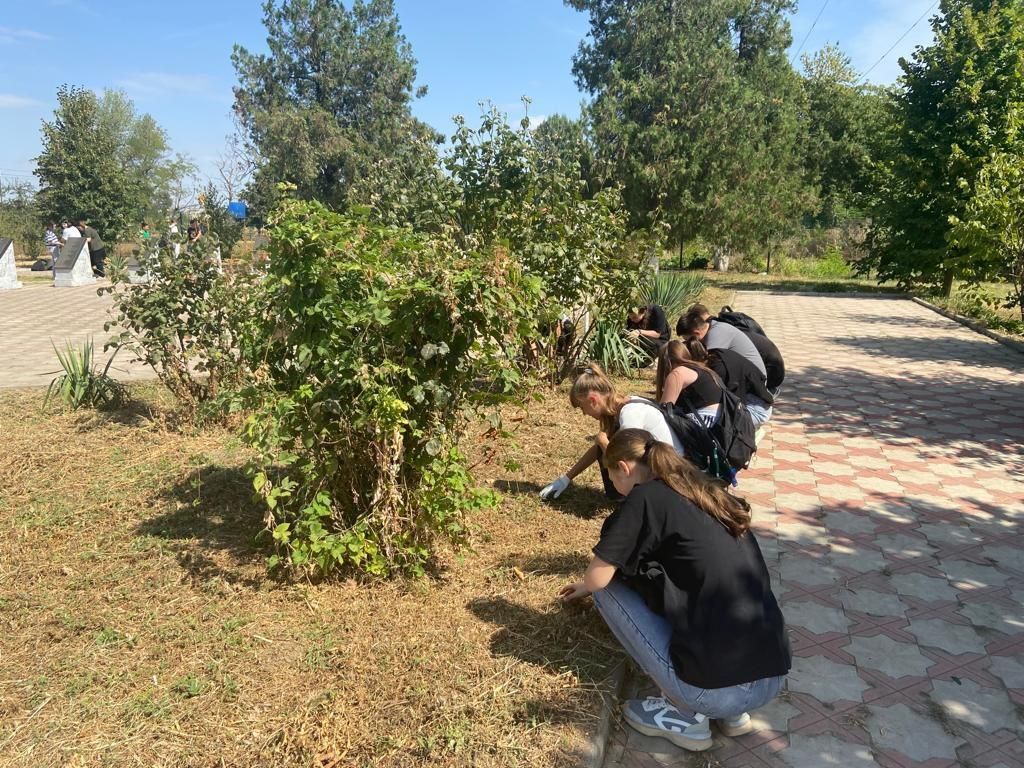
[44,339,128,411]
[238,196,542,578]
[102,234,264,418]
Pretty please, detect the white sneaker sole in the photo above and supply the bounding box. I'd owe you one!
[717,718,754,737]
[623,716,713,751]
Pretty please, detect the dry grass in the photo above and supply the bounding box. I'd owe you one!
[0,375,664,767]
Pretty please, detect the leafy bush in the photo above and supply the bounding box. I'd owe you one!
[359,106,652,383]
[640,270,707,320]
[776,247,852,279]
[102,234,264,418]
[0,181,44,261]
[44,339,128,411]
[238,196,541,577]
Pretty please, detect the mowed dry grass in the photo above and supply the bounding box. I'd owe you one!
[0,375,659,768]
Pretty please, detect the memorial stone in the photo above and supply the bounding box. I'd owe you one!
[125,255,151,285]
[54,237,96,287]
[0,238,21,290]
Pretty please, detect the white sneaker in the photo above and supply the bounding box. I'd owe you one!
[621,696,713,751]
[716,712,754,736]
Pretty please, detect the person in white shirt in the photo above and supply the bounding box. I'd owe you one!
[539,363,685,500]
[60,219,82,245]
[44,223,61,270]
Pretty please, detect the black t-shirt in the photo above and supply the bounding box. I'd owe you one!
[593,479,790,689]
[746,332,785,390]
[628,304,670,342]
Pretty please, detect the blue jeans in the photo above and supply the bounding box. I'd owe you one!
[592,578,785,718]
[745,396,773,427]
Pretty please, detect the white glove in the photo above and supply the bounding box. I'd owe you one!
[540,474,571,500]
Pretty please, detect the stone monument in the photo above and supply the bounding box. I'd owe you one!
[0,238,21,290]
[125,255,151,285]
[54,237,95,287]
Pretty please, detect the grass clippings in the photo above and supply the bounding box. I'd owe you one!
[0,376,662,767]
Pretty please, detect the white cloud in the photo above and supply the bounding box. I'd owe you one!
[0,26,53,44]
[117,72,211,96]
[528,114,548,131]
[0,94,43,109]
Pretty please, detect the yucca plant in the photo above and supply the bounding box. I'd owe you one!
[587,316,647,376]
[44,339,128,411]
[639,270,707,320]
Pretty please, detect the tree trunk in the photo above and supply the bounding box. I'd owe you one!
[678,236,684,270]
[941,269,954,298]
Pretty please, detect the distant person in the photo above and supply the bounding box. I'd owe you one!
[626,304,670,358]
[44,223,60,270]
[560,428,790,752]
[677,305,766,377]
[187,218,203,244]
[140,223,152,249]
[59,219,82,246]
[77,218,107,277]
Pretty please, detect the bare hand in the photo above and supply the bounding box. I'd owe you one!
[595,431,610,451]
[559,581,590,601]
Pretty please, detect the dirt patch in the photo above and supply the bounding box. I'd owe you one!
[0,375,657,767]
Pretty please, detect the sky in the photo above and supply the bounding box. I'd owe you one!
[0,0,941,194]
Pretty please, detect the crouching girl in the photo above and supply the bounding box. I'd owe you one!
[560,428,790,751]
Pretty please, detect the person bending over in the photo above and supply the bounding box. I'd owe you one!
[683,338,774,427]
[677,305,765,377]
[626,304,670,358]
[539,363,684,500]
[654,340,721,427]
[560,428,790,751]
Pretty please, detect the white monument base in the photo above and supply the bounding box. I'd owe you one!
[54,237,96,287]
[0,238,21,290]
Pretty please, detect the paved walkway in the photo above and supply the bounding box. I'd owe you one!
[0,282,156,388]
[604,292,1024,768]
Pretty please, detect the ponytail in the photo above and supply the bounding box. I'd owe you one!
[605,428,751,536]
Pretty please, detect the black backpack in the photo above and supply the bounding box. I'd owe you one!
[636,393,756,485]
[717,306,766,337]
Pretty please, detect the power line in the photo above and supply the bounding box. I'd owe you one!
[790,0,830,66]
[858,0,939,82]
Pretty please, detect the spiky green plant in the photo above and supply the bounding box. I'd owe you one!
[586,317,646,376]
[44,339,128,411]
[639,271,707,320]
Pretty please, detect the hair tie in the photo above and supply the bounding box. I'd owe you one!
[583,367,595,375]
[642,439,655,459]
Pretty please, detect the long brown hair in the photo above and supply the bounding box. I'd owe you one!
[604,428,751,536]
[570,362,629,437]
[654,339,718,401]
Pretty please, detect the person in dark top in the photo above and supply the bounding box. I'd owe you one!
[627,304,670,359]
[746,330,785,393]
[684,338,774,426]
[560,428,790,752]
[77,217,106,277]
[654,339,722,427]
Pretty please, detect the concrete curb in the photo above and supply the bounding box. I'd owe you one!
[584,659,629,768]
[911,296,1024,357]
[733,289,909,299]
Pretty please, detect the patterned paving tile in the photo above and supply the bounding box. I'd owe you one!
[599,294,1024,768]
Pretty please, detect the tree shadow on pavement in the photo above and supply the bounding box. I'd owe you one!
[830,334,1024,370]
[788,365,1024,470]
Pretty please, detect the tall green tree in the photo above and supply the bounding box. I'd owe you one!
[800,44,889,226]
[567,0,808,261]
[34,86,143,240]
[866,0,1024,293]
[232,0,436,213]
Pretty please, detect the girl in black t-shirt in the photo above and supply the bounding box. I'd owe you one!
[654,339,722,426]
[560,428,790,752]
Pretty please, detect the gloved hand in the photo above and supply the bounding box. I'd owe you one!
[539,474,571,500]
[626,329,641,340]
